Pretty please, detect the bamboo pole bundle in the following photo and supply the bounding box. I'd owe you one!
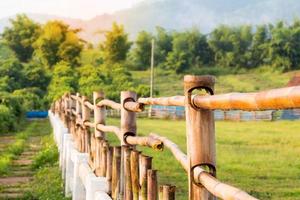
[184,75,216,200]
[150,133,187,171]
[112,146,121,199]
[138,96,185,106]
[106,146,113,196]
[97,99,122,110]
[124,146,133,200]
[147,169,158,200]
[130,150,140,200]
[100,140,108,177]
[139,155,152,200]
[159,185,176,200]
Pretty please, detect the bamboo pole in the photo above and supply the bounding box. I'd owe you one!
[123,101,145,112]
[130,150,140,200]
[184,75,216,200]
[97,99,122,110]
[121,91,137,199]
[107,146,113,196]
[147,169,158,200]
[100,140,108,177]
[95,139,103,176]
[150,133,187,171]
[139,155,152,200]
[138,96,185,107]
[81,96,91,153]
[112,146,121,199]
[159,185,176,200]
[125,136,163,151]
[124,146,133,200]
[93,91,106,138]
[121,91,137,145]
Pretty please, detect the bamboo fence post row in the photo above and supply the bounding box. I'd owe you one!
[52,73,300,200]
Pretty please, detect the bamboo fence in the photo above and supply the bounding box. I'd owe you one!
[52,74,300,200]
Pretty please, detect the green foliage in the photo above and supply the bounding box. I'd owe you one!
[24,166,69,200]
[2,14,40,62]
[100,22,132,63]
[0,41,16,60]
[33,20,83,67]
[47,61,78,101]
[22,61,50,92]
[13,88,46,110]
[31,135,58,170]
[24,125,69,200]
[130,31,153,70]
[0,105,16,133]
[0,58,24,92]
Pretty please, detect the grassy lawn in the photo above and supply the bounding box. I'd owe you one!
[131,68,296,96]
[106,118,300,200]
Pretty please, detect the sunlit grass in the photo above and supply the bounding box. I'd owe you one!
[106,118,300,200]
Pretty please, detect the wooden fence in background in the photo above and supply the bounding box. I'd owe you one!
[52,75,300,200]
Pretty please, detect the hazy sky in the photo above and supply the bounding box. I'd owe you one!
[0,0,145,19]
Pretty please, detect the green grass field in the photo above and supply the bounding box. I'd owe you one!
[106,118,300,200]
[131,68,297,96]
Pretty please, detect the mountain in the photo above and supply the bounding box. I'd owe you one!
[1,0,300,43]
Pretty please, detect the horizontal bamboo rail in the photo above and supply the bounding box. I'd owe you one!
[150,133,257,200]
[138,86,300,111]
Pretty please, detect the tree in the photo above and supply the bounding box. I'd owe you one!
[208,25,253,68]
[154,27,173,67]
[47,61,78,101]
[0,58,24,92]
[163,29,213,73]
[34,21,83,67]
[130,31,153,70]
[250,25,270,67]
[22,61,51,93]
[100,23,132,63]
[2,14,40,62]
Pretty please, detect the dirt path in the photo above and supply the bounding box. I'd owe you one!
[0,136,43,199]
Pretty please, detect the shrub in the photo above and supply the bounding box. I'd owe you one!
[0,104,16,133]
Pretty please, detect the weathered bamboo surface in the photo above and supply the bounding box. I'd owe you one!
[138,86,300,111]
[138,96,185,107]
[97,99,122,110]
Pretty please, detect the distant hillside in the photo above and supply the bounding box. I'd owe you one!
[1,0,300,43]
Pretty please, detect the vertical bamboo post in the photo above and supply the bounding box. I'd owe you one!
[131,150,140,200]
[139,155,152,200]
[121,91,137,144]
[93,91,106,138]
[75,93,81,150]
[112,146,121,199]
[120,91,137,199]
[184,75,216,200]
[93,92,105,170]
[124,146,133,200]
[107,146,113,196]
[147,169,158,200]
[159,185,176,200]
[81,96,91,153]
[100,140,108,177]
